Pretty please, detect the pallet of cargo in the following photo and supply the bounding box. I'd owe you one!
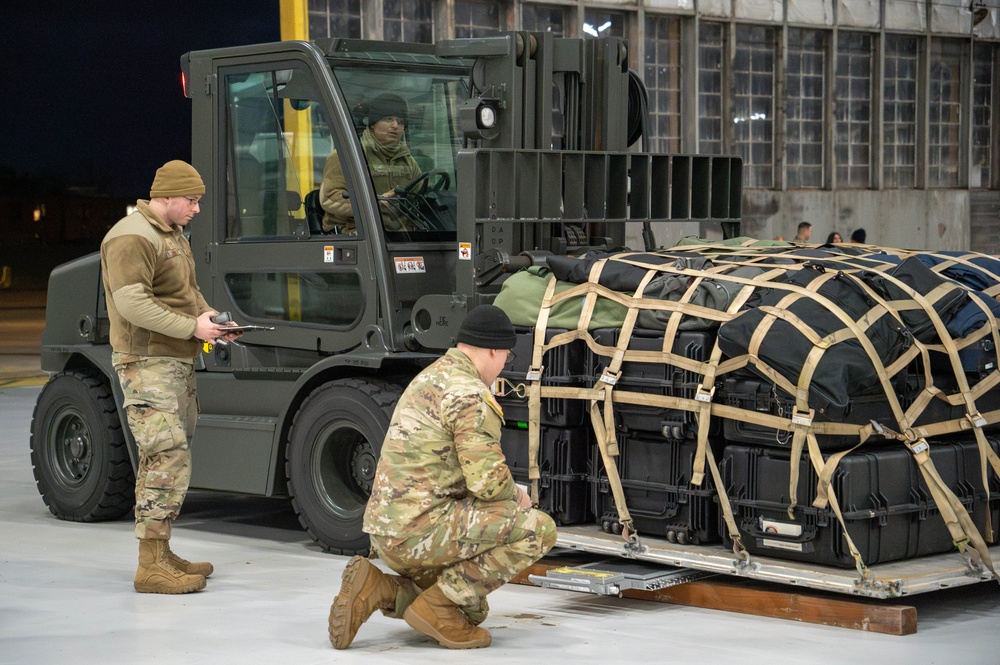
[494,241,1000,598]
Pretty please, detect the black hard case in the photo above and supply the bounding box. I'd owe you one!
[499,425,591,525]
[591,433,720,545]
[720,439,1000,567]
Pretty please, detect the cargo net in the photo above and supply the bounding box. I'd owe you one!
[493,239,1000,582]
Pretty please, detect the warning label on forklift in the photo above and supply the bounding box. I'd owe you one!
[459,242,472,260]
[394,257,426,273]
[324,246,334,263]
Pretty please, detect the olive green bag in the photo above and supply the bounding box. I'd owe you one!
[494,266,628,329]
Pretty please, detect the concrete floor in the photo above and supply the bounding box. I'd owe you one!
[0,291,47,389]
[2,382,999,664]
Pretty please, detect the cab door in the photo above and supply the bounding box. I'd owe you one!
[205,55,379,360]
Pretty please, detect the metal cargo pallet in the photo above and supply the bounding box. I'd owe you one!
[555,525,999,599]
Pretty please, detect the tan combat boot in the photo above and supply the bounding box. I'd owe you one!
[134,538,206,594]
[328,556,404,649]
[164,541,214,577]
[403,585,492,649]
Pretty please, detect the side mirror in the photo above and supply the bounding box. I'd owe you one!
[286,190,302,212]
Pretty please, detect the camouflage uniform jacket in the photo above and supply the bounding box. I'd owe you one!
[363,348,516,538]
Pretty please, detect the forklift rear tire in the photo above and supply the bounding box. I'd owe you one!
[30,369,135,522]
[285,378,403,554]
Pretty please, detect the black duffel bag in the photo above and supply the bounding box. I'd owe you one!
[718,264,912,419]
[861,256,968,344]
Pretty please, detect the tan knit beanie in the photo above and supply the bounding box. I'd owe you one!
[150,160,205,198]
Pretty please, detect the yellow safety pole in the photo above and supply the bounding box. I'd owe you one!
[279,0,314,195]
[279,0,308,41]
[280,0,311,322]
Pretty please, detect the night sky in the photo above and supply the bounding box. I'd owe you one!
[2,2,281,198]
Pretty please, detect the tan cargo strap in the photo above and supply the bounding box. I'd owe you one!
[689,274,768,487]
[702,436,750,563]
[526,275,559,506]
[589,401,637,544]
[582,260,658,542]
[799,429,874,583]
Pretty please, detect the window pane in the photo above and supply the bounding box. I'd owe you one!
[226,271,364,326]
[785,28,826,189]
[384,0,434,43]
[522,4,567,37]
[883,35,919,189]
[834,31,871,188]
[584,10,625,39]
[455,0,502,38]
[972,43,995,188]
[698,22,724,155]
[644,15,681,152]
[331,64,470,235]
[308,0,361,39]
[734,24,775,188]
[225,68,338,239]
[928,39,964,188]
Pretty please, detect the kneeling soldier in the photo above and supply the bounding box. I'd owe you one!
[328,305,557,648]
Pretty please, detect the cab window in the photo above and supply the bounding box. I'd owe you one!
[223,66,348,240]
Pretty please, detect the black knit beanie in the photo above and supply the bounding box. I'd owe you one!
[457,305,516,350]
[367,94,408,125]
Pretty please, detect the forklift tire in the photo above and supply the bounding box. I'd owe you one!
[285,378,403,554]
[30,369,135,522]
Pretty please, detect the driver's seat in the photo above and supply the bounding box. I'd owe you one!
[304,189,325,235]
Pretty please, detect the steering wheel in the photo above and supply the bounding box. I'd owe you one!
[395,169,451,197]
[382,169,454,232]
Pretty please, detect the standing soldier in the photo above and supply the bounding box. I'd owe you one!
[100,160,240,594]
[327,305,557,649]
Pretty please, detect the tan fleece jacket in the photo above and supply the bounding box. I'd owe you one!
[100,200,211,361]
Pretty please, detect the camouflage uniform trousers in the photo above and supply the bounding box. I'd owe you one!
[114,356,198,541]
[370,495,557,624]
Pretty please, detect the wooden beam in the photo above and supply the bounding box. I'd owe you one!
[512,561,918,636]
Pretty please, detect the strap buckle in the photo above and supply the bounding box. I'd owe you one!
[598,369,621,386]
[525,365,545,382]
[492,377,526,398]
[967,411,988,429]
[790,407,814,428]
[695,384,715,404]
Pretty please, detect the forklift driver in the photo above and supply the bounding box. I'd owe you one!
[318,93,422,234]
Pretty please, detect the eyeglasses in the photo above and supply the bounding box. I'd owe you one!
[504,350,517,367]
[183,196,202,207]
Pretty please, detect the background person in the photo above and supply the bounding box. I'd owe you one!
[327,305,557,650]
[793,221,812,243]
[100,160,240,594]
[319,93,422,234]
[826,231,842,243]
[850,228,867,243]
